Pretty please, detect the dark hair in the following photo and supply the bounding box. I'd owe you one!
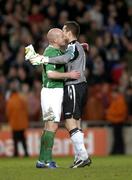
[64,21,80,38]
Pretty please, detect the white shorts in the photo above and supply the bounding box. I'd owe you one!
[41,87,63,122]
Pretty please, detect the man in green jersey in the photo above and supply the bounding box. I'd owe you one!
[35,28,80,168]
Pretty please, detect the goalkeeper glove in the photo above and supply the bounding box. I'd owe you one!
[25,44,49,65]
[25,44,37,60]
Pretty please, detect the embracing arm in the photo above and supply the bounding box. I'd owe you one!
[25,44,75,65]
[47,70,80,79]
[48,44,80,64]
[48,52,73,64]
[25,43,89,65]
[48,45,76,64]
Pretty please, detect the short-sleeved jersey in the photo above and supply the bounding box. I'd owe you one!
[42,45,65,88]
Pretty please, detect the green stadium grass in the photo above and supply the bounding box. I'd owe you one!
[0,156,132,180]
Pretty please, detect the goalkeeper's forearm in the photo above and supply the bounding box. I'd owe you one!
[48,52,74,64]
[29,52,74,65]
[25,44,75,65]
[47,45,75,64]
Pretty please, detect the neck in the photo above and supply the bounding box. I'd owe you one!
[68,37,77,43]
[49,43,60,49]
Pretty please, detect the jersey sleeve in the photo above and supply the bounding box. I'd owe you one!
[48,44,77,64]
[43,48,57,73]
[45,64,56,72]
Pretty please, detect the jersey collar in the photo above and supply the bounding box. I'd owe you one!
[69,40,77,45]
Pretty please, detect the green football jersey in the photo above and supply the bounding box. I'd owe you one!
[42,45,65,88]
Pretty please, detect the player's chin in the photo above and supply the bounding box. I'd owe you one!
[64,38,68,43]
[60,43,66,48]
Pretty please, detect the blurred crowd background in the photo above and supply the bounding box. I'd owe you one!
[0,0,132,127]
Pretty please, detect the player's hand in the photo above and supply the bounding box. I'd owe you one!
[69,70,80,79]
[29,55,49,65]
[25,44,37,60]
[81,43,90,52]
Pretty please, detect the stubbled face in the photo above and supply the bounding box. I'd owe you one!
[62,25,69,42]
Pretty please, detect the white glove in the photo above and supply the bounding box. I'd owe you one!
[25,44,37,60]
[25,44,49,65]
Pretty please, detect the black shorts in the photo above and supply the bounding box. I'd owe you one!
[63,82,87,120]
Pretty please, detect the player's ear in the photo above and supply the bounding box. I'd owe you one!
[53,39,57,44]
[67,31,71,36]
